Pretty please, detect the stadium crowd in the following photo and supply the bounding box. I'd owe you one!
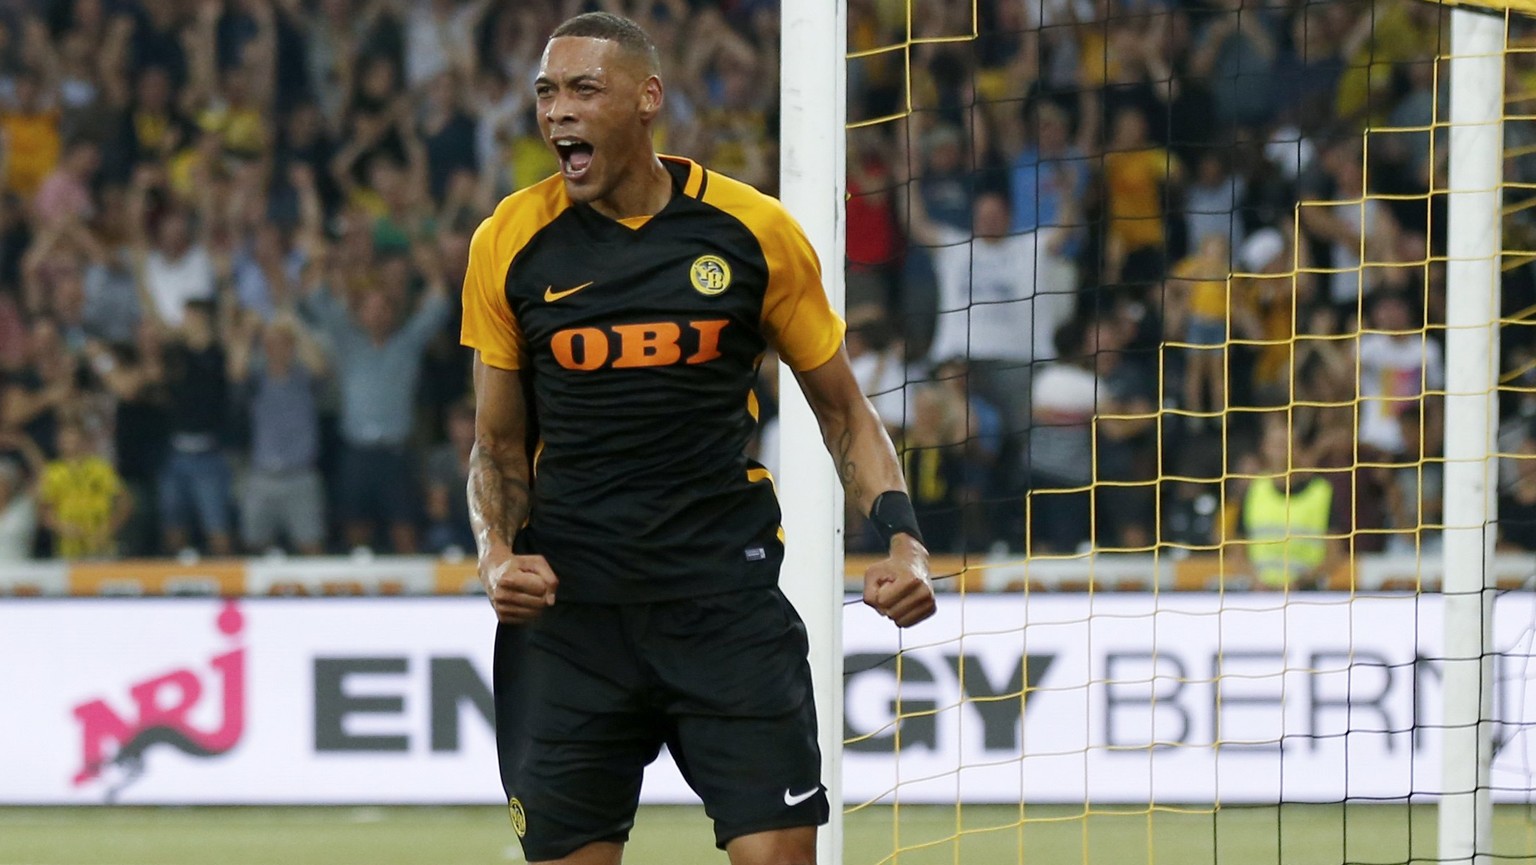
[831,0,1536,579]
[0,0,1528,575]
[0,0,785,560]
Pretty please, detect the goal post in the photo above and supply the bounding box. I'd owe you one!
[1440,8,1505,865]
[778,1,848,863]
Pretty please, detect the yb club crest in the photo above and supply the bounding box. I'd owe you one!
[690,255,731,296]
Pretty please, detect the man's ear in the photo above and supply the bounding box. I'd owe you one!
[639,75,664,121]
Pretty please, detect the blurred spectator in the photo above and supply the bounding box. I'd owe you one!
[1188,0,1280,130]
[1233,418,1349,590]
[424,396,475,556]
[419,73,479,202]
[37,417,131,560]
[153,297,236,557]
[846,304,909,430]
[900,381,967,553]
[0,431,41,561]
[1383,403,1442,554]
[932,356,1010,552]
[1183,151,1245,254]
[1,69,62,201]
[1009,100,1089,248]
[230,310,328,556]
[1028,311,1156,553]
[2,318,81,458]
[1167,234,1232,427]
[899,152,1077,431]
[846,131,901,311]
[1499,423,1536,552]
[1101,105,1181,285]
[303,244,449,553]
[1297,138,1399,316]
[33,137,99,225]
[1290,303,1357,470]
[129,167,215,328]
[1232,225,1307,407]
[917,124,972,233]
[1356,291,1444,460]
[400,0,493,90]
[86,327,168,557]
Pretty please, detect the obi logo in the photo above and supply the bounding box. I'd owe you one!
[71,600,247,800]
[550,319,729,371]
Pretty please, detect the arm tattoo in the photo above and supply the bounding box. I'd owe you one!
[833,425,864,506]
[468,441,531,558]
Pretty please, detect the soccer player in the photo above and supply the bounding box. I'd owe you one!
[461,12,936,865]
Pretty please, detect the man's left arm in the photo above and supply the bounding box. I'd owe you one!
[795,347,937,628]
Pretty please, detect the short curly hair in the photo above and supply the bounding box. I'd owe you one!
[550,12,660,75]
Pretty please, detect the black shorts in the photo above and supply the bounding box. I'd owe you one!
[492,587,829,861]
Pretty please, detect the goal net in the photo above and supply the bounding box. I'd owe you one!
[821,0,1536,862]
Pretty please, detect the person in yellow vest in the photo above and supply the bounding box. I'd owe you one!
[1235,421,1347,590]
[37,419,132,560]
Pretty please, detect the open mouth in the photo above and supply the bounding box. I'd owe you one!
[553,137,594,181]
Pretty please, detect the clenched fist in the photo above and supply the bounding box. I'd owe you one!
[863,534,937,628]
[479,545,560,625]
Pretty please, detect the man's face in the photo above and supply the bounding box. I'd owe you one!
[57,427,85,460]
[157,212,190,254]
[972,194,1011,240]
[536,36,659,204]
[263,325,295,368]
[359,292,395,341]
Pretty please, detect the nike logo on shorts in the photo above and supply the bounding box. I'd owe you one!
[783,786,819,807]
[544,281,594,302]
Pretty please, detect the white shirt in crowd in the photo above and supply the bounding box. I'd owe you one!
[850,347,915,430]
[1357,331,1444,455]
[143,245,214,327]
[0,493,36,562]
[1325,198,1383,306]
[925,224,1076,366]
[405,2,484,88]
[1029,361,1102,485]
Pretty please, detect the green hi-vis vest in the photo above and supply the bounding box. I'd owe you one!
[1242,476,1333,588]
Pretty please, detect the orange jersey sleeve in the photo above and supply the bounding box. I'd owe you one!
[756,203,846,372]
[460,176,570,370]
[461,212,526,370]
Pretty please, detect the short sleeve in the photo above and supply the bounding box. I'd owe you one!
[460,216,526,370]
[759,208,846,372]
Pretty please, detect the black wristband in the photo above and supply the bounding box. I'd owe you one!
[869,490,925,546]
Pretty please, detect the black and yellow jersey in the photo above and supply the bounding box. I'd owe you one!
[461,156,845,603]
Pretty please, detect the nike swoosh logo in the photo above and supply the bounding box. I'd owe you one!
[783,786,819,807]
[544,281,594,302]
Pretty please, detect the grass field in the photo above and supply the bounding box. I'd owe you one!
[3,804,1536,865]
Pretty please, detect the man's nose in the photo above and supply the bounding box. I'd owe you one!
[545,92,576,125]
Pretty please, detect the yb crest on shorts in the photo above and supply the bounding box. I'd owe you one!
[508,797,527,837]
[690,255,731,296]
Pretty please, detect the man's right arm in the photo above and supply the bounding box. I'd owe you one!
[467,355,558,624]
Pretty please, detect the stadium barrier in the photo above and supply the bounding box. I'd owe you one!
[3,593,1531,806]
[0,551,1530,596]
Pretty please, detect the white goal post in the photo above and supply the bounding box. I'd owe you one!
[1441,8,1504,865]
[778,1,848,864]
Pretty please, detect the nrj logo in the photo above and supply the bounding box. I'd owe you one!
[71,600,246,800]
